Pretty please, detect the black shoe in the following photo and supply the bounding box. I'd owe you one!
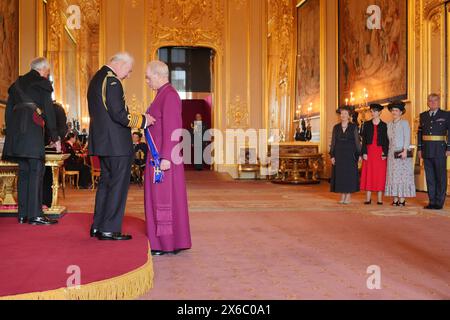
[97,232,132,241]
[364,200,372,205]
[377,202,383,205]
[424,204,435,210]
[18,217,28,224]
[392,201,399,206]
[433,205,443,210]
[90,226,100,238]
[151,250,166,256]
[28,216,58,225]
[172,248,190,255]
[398,201,406,207]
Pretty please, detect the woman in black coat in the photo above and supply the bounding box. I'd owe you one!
[330,106,362,204]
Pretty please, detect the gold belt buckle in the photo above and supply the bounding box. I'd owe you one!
[423,135,446,141]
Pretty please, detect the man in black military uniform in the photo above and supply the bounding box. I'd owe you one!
[418,93,450,210]
[2,57,60,225]
[88,52,155,241]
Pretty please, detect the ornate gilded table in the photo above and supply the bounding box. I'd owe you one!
[270,142,323,185]
[0,153,70,216]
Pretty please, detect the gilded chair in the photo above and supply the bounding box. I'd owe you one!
[90,156,101,190]
[63,168,79,189]
[237,147,260,180]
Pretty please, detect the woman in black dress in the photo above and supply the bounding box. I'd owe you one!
[330,106,361,204]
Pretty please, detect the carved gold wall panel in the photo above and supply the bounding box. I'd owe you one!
[46,0,100,126]
[227,96,249,129]
[267,0,295,141]
[147,0,225,54]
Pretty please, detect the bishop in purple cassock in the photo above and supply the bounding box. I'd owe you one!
[144,61,192,256]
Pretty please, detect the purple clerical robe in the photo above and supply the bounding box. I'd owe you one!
[144,83,192,252]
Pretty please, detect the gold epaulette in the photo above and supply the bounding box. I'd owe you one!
[102,71,121,110]
[127,113,143,129]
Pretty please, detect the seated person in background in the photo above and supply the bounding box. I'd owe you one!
[63,132,92,189]
[78,128,88,146]
[131,131,148,183]
[72,135,83,152]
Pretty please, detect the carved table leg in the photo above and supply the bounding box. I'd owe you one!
[3,176,17,206]
[50,166,60,209]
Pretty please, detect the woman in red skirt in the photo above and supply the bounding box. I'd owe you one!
[360,104,389,204]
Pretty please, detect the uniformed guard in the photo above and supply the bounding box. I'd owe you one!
[88,52,155,240]
[2,57,60,225]
[417,93,450,210]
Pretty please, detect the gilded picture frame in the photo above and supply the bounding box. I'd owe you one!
[295,0,320,117]
[0,0,19,104]
[338,0,408,105]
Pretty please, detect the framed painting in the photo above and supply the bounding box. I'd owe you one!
[338,0,408,105]
[0,0,19,104]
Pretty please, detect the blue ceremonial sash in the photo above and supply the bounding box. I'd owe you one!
[145,128,164,184]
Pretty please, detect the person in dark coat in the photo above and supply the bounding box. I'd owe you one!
[330,106,361,204]
[132,131,148,167]
[190,113,209,170]
[418,93,450,210]
[2,57,60,225]
[88,52,155,241]
[131,131,147,184]
[43,101,68,207]
[360,104,389,205]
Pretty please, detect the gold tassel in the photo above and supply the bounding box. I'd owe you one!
[0,252,154,300]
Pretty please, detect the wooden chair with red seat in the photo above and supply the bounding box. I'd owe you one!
[90,156,101,190]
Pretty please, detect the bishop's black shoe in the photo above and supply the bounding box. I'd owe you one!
[18,217,28,224]
[424,204,435,210]
[151,250,166,256]
[433,205,443,210]
[97,232,132,241]
[28,216,58,225]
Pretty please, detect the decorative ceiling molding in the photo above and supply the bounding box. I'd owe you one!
[148,0,225,53]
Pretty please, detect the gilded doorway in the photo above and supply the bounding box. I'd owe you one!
[157,46,215,170]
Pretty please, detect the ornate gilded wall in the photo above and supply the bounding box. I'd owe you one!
[101,0,266,176]
[46,0,100,127]
[11,0,449,179]
[267,0,295,141]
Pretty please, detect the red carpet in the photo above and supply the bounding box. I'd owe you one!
[0,214,152,299]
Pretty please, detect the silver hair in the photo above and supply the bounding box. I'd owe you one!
[30,57,50,71]
[109,52,134,65]
[428,93,440,101]
[147,60,169,77]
